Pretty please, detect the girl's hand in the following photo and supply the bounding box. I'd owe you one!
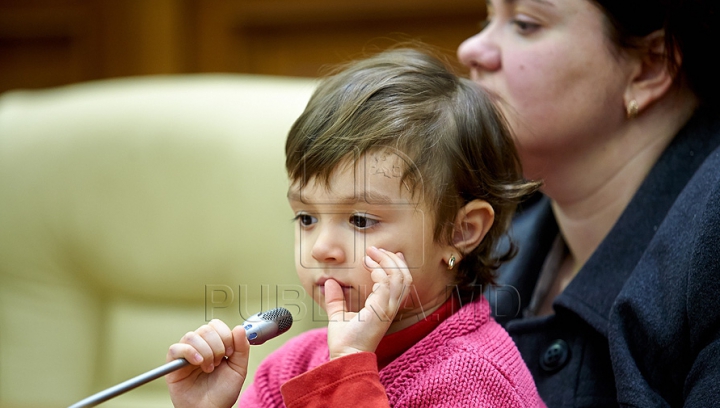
[325,246,413,359]
[166,319,250,408]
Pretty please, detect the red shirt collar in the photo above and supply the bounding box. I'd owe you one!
[375,295,460,370]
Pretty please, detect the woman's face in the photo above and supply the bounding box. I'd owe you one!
[458,0,635,179]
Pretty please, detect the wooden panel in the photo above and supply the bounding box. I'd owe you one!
[238,17,480,77]
[190,0,485,77]
[0,0,101,92]
[98,0,189,77]
[0,0,191,93]
[0,0,486,94]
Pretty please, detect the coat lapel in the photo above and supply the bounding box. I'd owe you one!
[557,108,720,336]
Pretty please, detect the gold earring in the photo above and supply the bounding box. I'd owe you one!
[626,100,639,119]
[447,255,456,270]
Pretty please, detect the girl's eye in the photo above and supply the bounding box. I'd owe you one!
[512,18,540,35]
[349,215,379,230]
[294,214,317,227]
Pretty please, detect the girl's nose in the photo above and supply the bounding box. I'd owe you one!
[310,226,346,265]
[457,30,502,73]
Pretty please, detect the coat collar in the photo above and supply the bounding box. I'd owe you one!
[493,194,557,326]
[497,108,720,336]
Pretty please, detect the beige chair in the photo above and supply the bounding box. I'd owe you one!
[0,74,325,408]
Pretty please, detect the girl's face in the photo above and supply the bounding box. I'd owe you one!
[287,152,454,321]
[457,0,635,179]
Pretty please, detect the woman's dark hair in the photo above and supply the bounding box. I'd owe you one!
[593,0,719,109]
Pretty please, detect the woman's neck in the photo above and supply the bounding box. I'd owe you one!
[543,90,698,276]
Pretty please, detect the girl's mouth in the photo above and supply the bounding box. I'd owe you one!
[316,278,352,296]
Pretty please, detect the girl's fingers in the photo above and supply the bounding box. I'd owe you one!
[365,247,400,277]
[173,322,232,373]
[196,324,226,369]
[324,279,348,321]
[225,325,251,378]
[366,247,413,291]
[363,247,413,321]
[366,246,392,266]
[176,331,215,372]
[207,319,234,361]
[326,248,412,359]
[391,252,413,299]
[364,255,380,270]
[167,342,204,366]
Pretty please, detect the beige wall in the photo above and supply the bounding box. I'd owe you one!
[0,73,321,408]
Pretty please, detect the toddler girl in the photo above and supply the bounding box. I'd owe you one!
[167,47,544,407]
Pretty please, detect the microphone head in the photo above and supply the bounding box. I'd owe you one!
[242,307,293,345]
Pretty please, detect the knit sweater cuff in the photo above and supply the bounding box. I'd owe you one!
[280,352,389,408]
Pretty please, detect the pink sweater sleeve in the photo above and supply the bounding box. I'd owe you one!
[280,352,390,408]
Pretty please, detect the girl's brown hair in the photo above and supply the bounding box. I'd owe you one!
[286,47,540,294]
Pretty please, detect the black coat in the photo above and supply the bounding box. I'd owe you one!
[492,108,720,407]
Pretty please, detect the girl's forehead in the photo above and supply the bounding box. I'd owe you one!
[364,152,406,180]
[288,152,422,206]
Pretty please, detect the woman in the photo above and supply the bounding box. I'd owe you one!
[456,0,720,405]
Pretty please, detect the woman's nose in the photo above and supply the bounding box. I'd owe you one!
[457,30,501,73]
[310,226,346,264]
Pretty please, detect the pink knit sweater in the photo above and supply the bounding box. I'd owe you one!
[240,297,545,407]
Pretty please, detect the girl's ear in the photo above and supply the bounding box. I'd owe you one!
[451,199,494,255]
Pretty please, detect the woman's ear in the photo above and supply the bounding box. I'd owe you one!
[451,200,494,255]
[624,30,676,115]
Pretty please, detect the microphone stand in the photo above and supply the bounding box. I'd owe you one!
[67,358,189,408]
[67,307,292,407]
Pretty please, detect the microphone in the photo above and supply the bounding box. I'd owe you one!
[243,307,294,345]
[68,307,293,408]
